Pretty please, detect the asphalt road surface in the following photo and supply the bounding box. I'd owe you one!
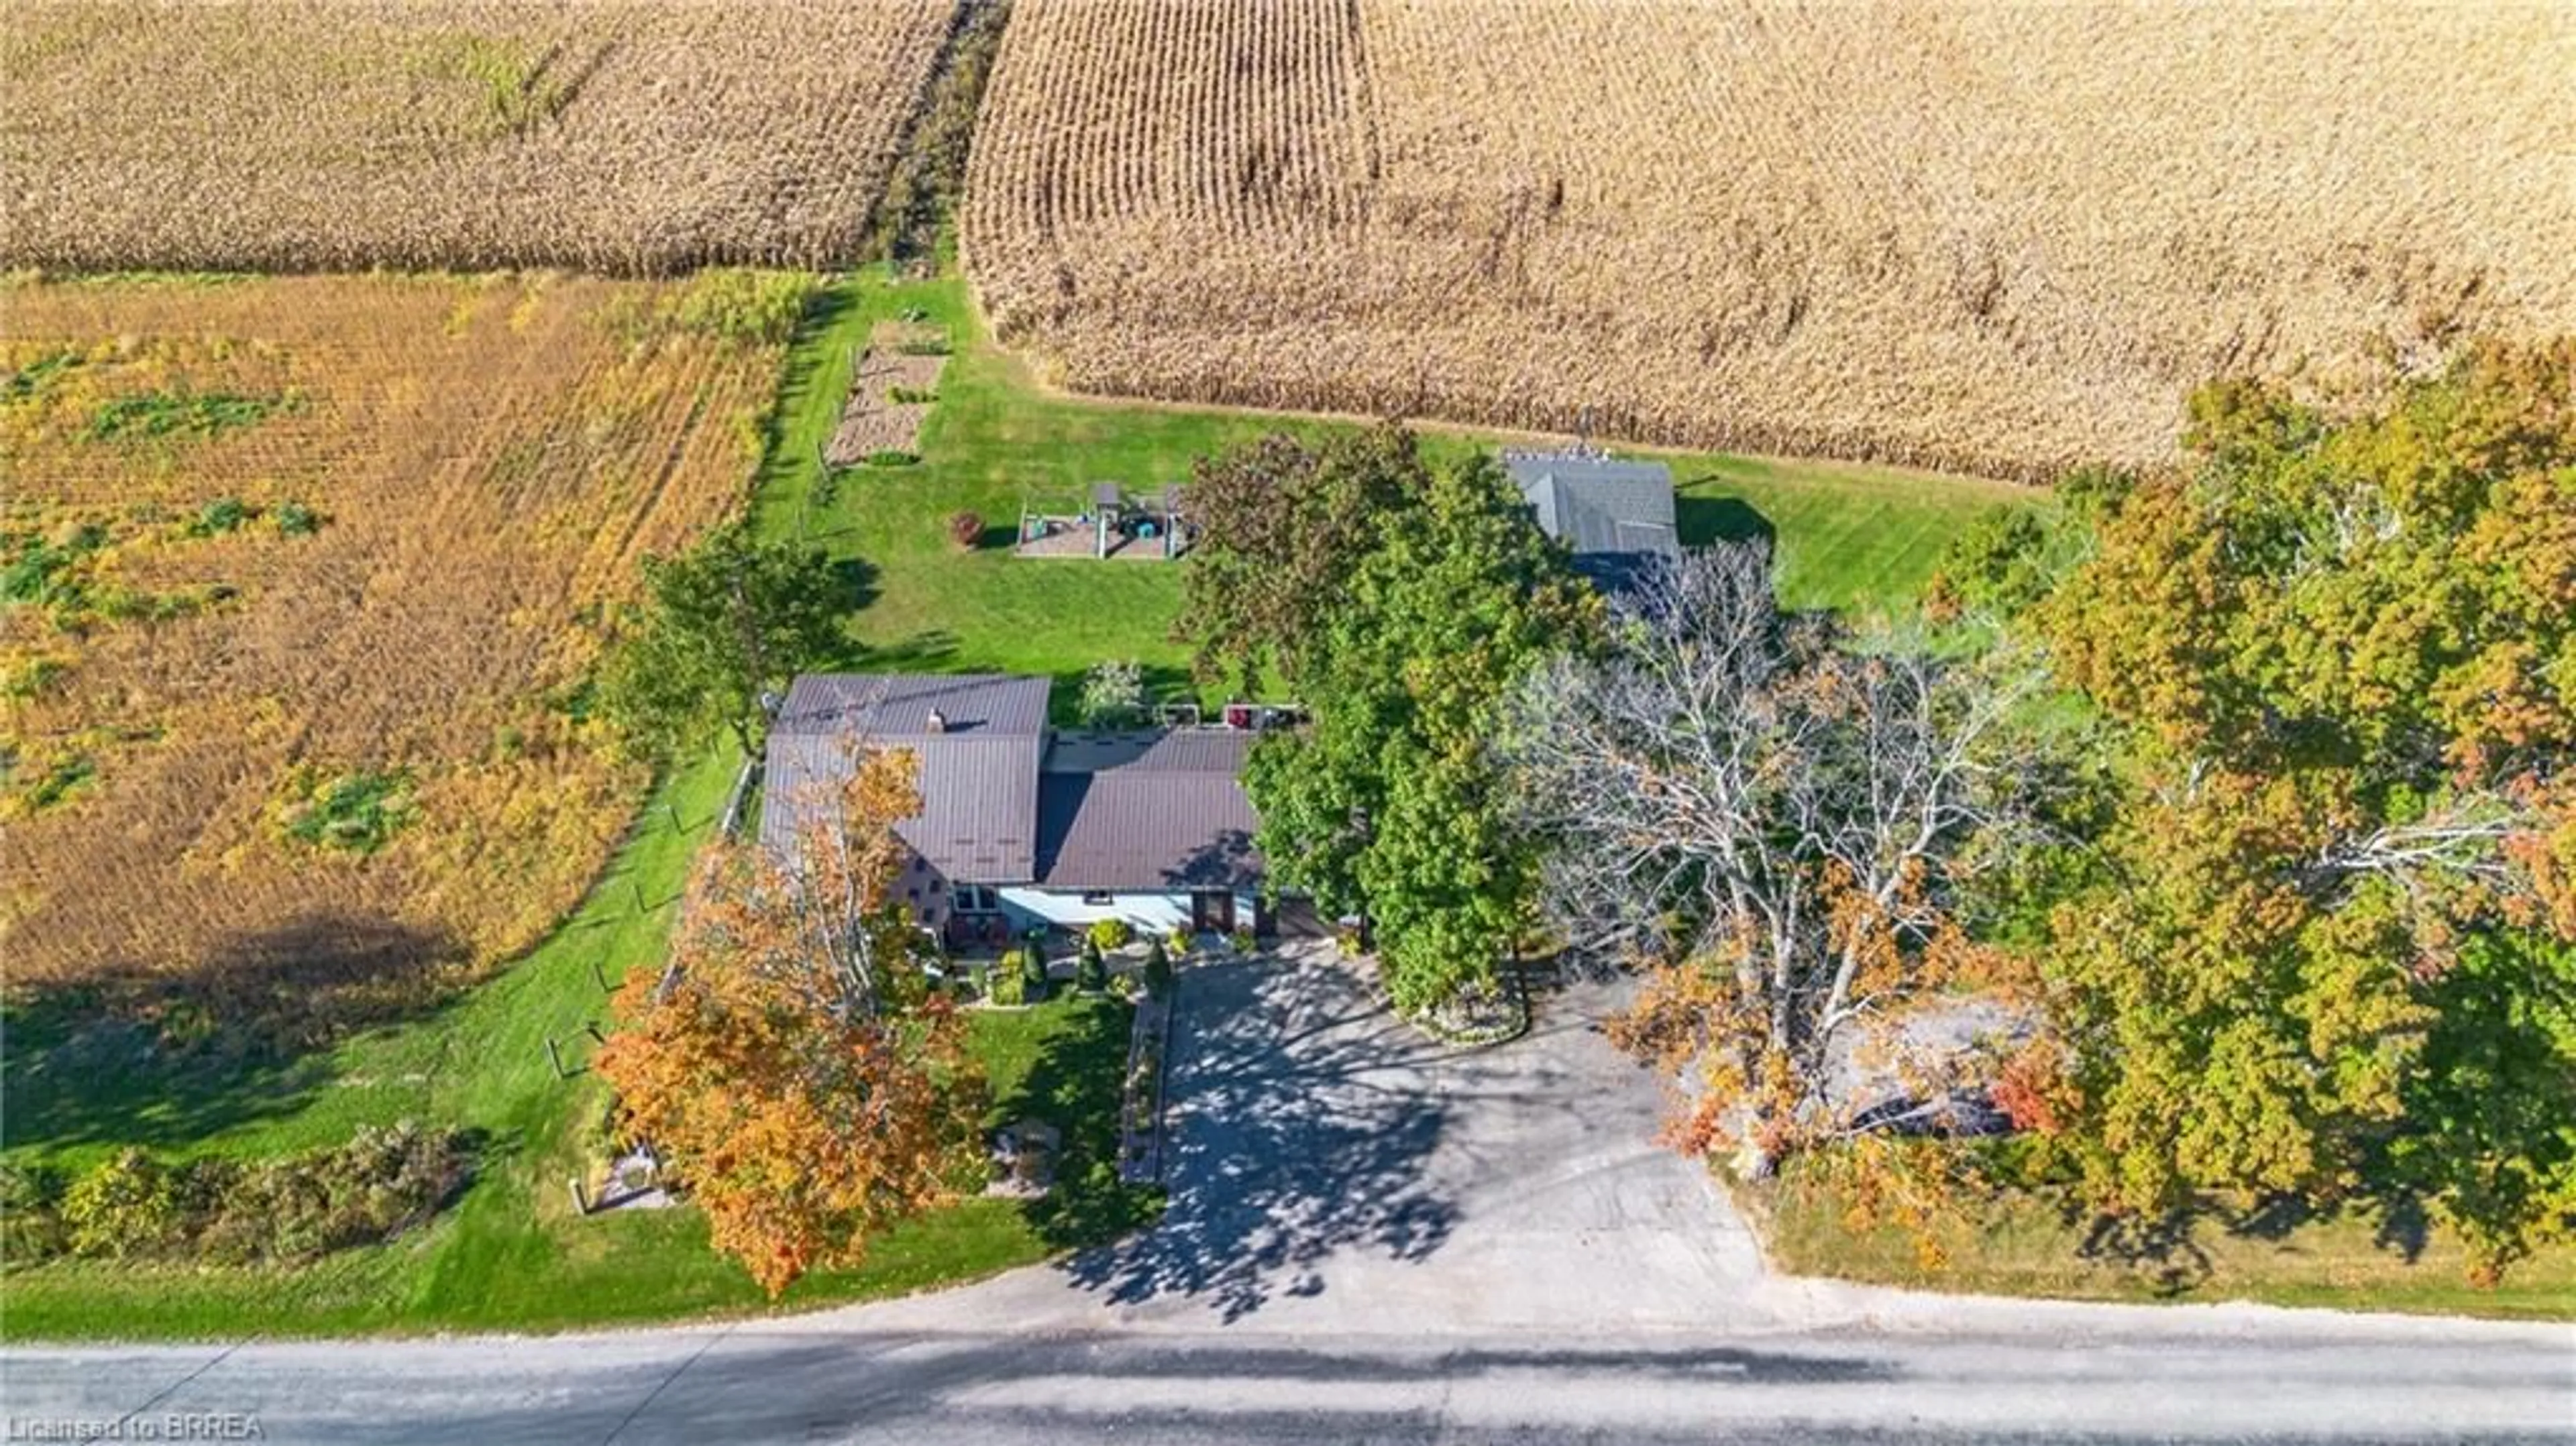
[7,952,2571,1443]
[8,1322,2572,1444]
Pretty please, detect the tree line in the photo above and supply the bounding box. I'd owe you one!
[1181,341,2574,1282]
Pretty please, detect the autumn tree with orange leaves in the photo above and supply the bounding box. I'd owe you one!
[1502,546,2046,1178]
[597,744,985,1296]
[2027,342,2576,1280]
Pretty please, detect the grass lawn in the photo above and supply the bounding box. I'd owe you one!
[1,988,1144,1341]
[772,271,2037,700]
[1,264,2027,1340]
[1749,1170,2576,1322]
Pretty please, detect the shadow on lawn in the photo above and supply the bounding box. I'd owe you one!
[2061,1189,2437,1296]
[1,912,463,1156]
[1674,492,1778,550]
[1058,956,1460,1323]
[994,995,1165,1252]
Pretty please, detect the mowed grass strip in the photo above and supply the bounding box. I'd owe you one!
[1,268,2025,1339]
[1750,1172,2576,1323]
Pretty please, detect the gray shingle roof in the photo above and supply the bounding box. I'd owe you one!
[761,674,1051,883]
[1034,728,1263,891]
[1504,454,1680,559]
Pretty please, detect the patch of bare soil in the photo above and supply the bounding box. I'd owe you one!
[822,327,947,465]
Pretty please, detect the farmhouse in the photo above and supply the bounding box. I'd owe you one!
[1503,449,1680,592]
[759,673,1266,946]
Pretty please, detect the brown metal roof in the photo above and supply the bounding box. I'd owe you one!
[773,673,1051,738]
[761,674,1050,883]
[1033,728,1264,891]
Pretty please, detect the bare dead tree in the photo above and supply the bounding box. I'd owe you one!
[1501,545,2043,1171]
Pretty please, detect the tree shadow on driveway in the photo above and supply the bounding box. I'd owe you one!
[1057,953,1463,1323]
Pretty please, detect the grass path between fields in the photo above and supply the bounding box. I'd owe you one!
[1,268,2031,1340]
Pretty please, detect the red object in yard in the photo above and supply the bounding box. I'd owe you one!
[1223,704,1253,730]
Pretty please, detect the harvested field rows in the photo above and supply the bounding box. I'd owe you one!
[0,273,801,1038]
[3,0,955,273]
[964,0,2576,480]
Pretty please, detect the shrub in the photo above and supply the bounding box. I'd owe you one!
[1142,938,1175,1001]
[947,510,983,549]
[1078,659,1146,727]
[260,1121,467,1260]
[990,950,1028,1006]
[274,501,322,536]
[0,1162,70,1264]
[1021,944,1051,1003]
[1087,917,1132,952]
[89,1118,479,1263]
[865,449,919,467]
[889,385,938,404]
[1077,936,1108,993]
[1228,928,1258,954]
[1166,924,1194,956]
[63,1149,187,1259]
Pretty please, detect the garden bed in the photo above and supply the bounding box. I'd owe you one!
[822,329,946,465]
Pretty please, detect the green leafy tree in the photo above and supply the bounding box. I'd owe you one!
[1230,430,1597,1011]
[1175,428,1419,693]
[598,524,851,758]
[2035,341,2576,1277]
[2388,932,2576,1281]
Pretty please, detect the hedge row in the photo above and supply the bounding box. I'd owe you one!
[1,1121,472,1268]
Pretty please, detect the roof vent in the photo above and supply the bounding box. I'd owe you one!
[926,707,948,734]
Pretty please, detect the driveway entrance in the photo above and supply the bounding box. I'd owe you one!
[1060,942,1770,1329]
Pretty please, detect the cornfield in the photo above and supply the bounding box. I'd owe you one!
[1,272,802,1033]
[963,0,2576,480]
[2,0,955,273]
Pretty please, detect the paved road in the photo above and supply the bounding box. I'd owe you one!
[9,1323,2572,1443]
[5,950,2571,1443]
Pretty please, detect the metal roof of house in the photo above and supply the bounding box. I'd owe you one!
[761,674,1051,883]
[773,673,1051,739]
[1033,728,1263,891]
[1504,454,1681,560]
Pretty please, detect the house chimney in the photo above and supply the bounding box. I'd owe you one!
[926,707,947,734]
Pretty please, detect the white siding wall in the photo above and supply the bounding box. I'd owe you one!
[996,887,1259,934]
